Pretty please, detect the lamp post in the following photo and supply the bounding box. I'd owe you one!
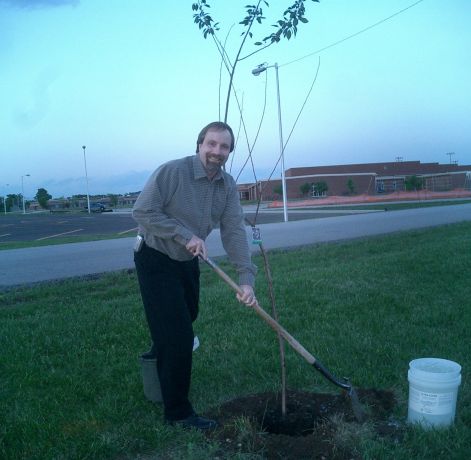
[2,184,8,215]
[82,145,91,214]
[21,174,30,214]
[252,62,288,222]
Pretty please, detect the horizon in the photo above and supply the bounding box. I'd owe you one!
[6,156,469,202]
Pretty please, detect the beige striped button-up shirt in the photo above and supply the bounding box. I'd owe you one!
[132,155,256,286]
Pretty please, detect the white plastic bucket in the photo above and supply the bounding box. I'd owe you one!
[407,357,461,428]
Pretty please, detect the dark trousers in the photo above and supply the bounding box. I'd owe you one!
[134,243,200,421]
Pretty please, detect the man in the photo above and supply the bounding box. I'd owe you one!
[132,121,257,430]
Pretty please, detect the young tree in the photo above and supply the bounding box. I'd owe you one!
[35,188,52,209]
[192,0,319,121]
[192,0,319,417]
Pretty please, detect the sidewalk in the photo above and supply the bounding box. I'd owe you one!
[1,203,470,288]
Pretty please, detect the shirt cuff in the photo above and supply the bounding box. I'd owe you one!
[238,271,255,288]
[173,226,193,246]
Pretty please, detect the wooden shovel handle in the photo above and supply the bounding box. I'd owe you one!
[201,256,317,366]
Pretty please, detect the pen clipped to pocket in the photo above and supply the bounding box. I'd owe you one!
[134,234,144,253]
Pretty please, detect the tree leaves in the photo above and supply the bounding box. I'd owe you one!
[190,0,319,119]
[192,0,317,45]
[261,0,314,43]
[35,188,52,209]
[192,1,219,39]
[239,4,266,27]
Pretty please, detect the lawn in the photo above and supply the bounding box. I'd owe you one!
[1,222,470,459]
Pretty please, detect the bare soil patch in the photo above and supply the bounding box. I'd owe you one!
[205,388,402,459]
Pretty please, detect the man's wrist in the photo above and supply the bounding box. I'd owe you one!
[238,274,255,288]
[174,228,193,246]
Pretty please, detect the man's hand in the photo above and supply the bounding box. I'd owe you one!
[237,285,257,307]
[185,235,207,259]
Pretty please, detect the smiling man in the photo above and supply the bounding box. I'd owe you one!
[197,125,231,179]
[132,121,257,430]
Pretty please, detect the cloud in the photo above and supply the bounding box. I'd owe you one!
[40,171,152,198]
[0,0,78,8]
[14,68,59,129]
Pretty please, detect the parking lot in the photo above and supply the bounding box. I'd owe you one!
[0,208,359,243]
[0,212,138,242]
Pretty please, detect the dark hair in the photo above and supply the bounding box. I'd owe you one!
[196,121,235,153]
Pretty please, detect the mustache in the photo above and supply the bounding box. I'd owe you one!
[207,154,225,162]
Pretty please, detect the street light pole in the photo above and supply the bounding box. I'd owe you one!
[21,174,30,215]
[2,184,7,215]
[252,62,288,222]
[273,63,288,223]
[82,145,91,214]
[446,152,455,165]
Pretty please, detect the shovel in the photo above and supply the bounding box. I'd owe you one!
[201,255,366,422]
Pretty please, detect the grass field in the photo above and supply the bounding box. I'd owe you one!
[1,222,470,459]
[0,232,132,251]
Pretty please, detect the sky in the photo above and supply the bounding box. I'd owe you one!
[1,0,470,199]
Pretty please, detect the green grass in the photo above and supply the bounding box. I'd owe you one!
[1,222,470,459]
[0,232,132,251]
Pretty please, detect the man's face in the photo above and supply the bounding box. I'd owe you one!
[198,128,232,177]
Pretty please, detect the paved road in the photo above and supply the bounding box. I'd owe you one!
[1,203,470,288]
[0,208,375,242]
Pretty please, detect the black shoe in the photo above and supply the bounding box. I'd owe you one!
[167,414,218,431]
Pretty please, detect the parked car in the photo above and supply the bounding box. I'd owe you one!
[85,202,106,213]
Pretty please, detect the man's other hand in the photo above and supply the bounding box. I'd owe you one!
[237,285,257,307]
[185,236,207,259]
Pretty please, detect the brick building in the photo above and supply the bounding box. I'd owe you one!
[239,161,471,201]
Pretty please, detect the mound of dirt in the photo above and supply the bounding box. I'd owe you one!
[205,388,402,459]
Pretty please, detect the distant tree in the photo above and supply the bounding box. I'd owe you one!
[313,181,328,196]
[107,194,118,207]
[347,178,355,195]
[35,188,52,209]
[273,184,283,197]
[405,175,424,191]
[6,194,20,211]
[299,182,311,197]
